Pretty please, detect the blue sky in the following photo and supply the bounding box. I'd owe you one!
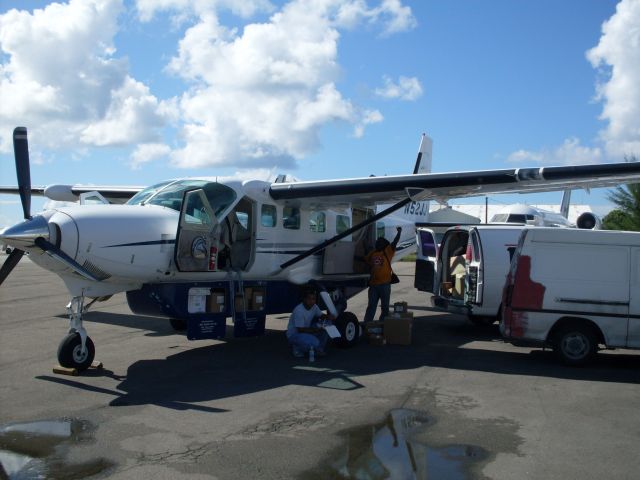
[1,0,638,226]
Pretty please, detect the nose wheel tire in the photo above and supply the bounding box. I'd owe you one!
[57,333,95,371]
[334,311,360,348]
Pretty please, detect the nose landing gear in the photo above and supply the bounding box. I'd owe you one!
[57,296,96,371]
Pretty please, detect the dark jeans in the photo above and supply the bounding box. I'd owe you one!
[364,283,391,323]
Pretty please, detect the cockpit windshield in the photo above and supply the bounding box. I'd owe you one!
[127,180,237,217]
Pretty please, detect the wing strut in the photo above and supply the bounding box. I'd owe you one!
[279,197,412,271]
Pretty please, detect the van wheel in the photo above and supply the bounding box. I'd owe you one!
[334,311,360,348]
[553,325,598,366]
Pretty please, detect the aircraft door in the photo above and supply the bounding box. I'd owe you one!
[175,189,220,272]
[414,228,437,292]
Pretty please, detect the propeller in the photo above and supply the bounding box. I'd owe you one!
[0,127,31,285]
[13,126,31,220]
[1,127,102,285]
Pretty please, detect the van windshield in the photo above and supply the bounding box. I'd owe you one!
[127,180,237,217]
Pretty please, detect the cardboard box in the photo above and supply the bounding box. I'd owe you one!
[453,274,465,297]
[390,311,413,320]
[234,294,247,312]
[384,317,412,345]
[450,255,466,276]
[207,290,226,313]
[393,301,408,314]
[251,288,265,311]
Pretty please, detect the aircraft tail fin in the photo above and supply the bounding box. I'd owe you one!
[560,189,571,219]
[412,134,433,174]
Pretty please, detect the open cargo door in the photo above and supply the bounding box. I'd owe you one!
[175,188,220,272]
[414,227,437,292]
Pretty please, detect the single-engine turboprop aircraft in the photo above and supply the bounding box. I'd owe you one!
[2,126,640,371]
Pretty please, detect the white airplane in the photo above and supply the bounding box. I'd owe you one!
[2,126,639,370]
[488,190,602,229]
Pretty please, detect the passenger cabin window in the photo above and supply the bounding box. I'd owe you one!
[283,206,300,229]
[261,204,277,227]
[310,212,326,232]
[127,180,237,218]
[336,215,350,234]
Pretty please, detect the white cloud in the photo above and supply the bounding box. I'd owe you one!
[0,0,170,152]
[587,0,640,159]
[354,109,383,137]
[375,75,423,100]
[507,137,603,165]
[136,0,274,22]
[163,0,415,168]
[130,142,172,169]
[0,0,416,169]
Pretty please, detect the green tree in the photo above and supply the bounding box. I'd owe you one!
[602,207,637,231]
[604,156,640,231]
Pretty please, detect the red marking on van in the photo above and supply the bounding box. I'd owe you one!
[502,255,545,337]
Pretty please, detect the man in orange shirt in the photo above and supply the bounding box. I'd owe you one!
[364,226,402,323]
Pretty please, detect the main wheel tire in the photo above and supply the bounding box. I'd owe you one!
[334,311,360,348]
[552,324,598,366]
[57,333,95,371]
[170,318,187,331]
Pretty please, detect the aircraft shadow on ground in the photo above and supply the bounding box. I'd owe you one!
[38,311,640,412]
[55,311,179,337]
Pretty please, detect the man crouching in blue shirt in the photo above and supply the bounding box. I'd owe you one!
[286,289,335,358]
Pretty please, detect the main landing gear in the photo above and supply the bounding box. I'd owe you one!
[57,296,96,371]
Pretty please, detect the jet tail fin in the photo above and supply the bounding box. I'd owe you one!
[560,189,571,219]
[412,134,433,174]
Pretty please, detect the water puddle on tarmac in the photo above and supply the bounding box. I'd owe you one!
[0,418,114,479]
[306,408,489,479]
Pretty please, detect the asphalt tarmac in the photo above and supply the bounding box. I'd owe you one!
[1,258,640,479]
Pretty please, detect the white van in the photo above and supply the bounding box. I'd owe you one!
[415,225,525,325]
[501,227,640,365]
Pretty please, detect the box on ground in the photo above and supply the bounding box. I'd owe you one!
[384,316,412,345]
[368,334,386,346]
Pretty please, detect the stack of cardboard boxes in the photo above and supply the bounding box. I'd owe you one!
[364,302,413,346]
[233,287,266,312]
[201,287,266,314]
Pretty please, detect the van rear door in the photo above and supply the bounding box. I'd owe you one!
[414,228,437,292]
[465,228,483,305]
[627,247,640,347]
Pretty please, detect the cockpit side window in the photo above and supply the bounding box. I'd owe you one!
[127,180,237,218]
[126,180,174,206]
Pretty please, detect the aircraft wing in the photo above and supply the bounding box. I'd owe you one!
[0,185,144,204]
[269,162,640,207]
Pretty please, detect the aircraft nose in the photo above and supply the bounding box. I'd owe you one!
[0,215,50,249]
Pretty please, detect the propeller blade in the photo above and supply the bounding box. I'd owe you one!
[0,248,25,286]
[34,237,102,282]
[13,126,31,220]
